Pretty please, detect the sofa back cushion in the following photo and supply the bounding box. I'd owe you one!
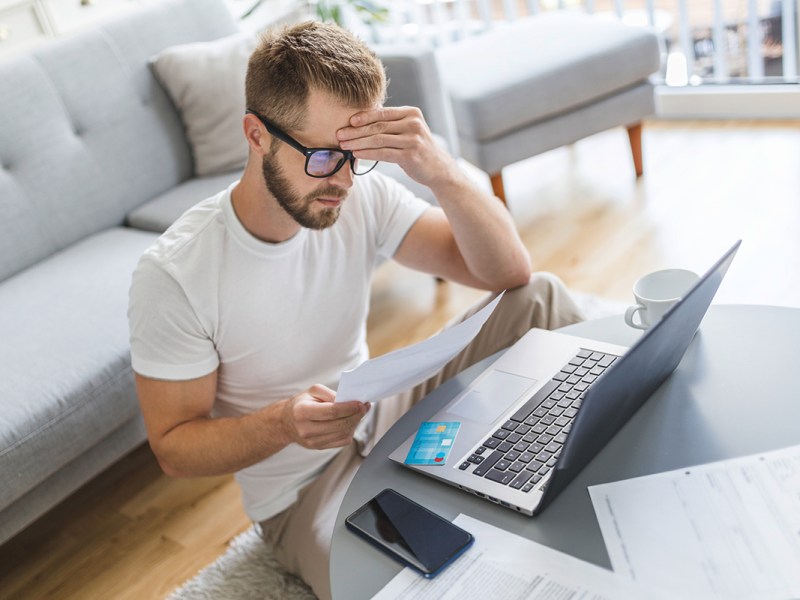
[0,0,238,283]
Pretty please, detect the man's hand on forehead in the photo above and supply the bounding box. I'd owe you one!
[336,106,410,147]
[335,106,456,188]
[347,106,401,128]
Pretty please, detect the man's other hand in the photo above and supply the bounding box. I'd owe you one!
[280,384,370,450]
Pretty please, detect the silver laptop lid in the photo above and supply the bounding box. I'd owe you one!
[536,240,741,513]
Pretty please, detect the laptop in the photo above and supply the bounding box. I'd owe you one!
[389,241,741,516]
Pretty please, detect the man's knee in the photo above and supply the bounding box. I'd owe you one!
[528,271,568,294]
[502,271,583,330]
[504,271,568,308]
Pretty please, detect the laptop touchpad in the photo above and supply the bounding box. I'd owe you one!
[448,370,537,424]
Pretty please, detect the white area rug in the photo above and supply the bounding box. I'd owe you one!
[167,526,313,600]
[168,293,625,600]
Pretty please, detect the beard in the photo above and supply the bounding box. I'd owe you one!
[261,154,346,230]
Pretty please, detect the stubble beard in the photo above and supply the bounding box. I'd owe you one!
[261,154,346,230]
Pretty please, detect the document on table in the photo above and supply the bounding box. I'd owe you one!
[335,293,504,403]
[373,514,666,600]
[589,444,800,600]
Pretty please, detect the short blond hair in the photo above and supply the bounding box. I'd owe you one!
[246,21,387,131]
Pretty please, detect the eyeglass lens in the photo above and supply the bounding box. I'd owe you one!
[307,150,345,176]
[306,150,377,177]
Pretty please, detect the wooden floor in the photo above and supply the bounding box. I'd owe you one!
[2,120,799,599]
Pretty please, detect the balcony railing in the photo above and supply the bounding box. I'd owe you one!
[353,0,799,87]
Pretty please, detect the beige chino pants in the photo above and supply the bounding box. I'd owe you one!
[259,273,584,600]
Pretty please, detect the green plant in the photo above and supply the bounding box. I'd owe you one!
[313,0,389,27]
[240,0,389,28]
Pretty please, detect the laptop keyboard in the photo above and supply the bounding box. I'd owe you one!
[458,349,618,493]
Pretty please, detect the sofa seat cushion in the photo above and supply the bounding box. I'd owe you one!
[0,227,157,511]
[126,171,241,233]
[436,12,660,142]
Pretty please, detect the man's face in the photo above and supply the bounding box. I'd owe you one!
[260,153,345,230]
[261,89,378,230]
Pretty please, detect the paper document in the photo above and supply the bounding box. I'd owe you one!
[336,292,504,403]
[589,444,800,599]
[373,513,666,600]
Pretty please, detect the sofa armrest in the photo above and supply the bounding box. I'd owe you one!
[372,42,459,157]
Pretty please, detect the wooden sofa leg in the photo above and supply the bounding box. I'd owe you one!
[490,171,508,206]
[627,122,644,178]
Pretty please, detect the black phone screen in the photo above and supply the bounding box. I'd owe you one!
[345,488,474,576]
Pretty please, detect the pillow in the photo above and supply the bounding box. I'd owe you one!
[151,32,257,177]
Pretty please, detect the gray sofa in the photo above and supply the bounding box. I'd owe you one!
[0,0,451,544]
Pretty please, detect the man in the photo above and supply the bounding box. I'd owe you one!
[128,21,583,600]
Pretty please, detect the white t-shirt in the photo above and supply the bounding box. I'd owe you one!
[128,171,429,521]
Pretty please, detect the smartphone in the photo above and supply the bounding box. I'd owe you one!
[345,488,474,578]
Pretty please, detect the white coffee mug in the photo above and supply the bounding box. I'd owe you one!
[624,268,700,330]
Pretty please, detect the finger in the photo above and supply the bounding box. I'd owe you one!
[349,106,413,128]
[340,133,418,153]
[296,413,365,448]
[304,398,368,422]
[351,147,408,164]
[308,384,336,402]
[339,112,426,145]
[337,118,410,142]
[294,427,352,449]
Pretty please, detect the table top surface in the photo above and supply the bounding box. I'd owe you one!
[330,304,800,600]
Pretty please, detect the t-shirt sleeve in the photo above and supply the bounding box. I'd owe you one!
[366,171,431,260]
[128,257,219,381]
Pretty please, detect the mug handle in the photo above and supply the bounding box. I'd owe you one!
[624,304,648,330]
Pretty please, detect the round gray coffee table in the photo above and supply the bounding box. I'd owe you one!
[330,305,800,599]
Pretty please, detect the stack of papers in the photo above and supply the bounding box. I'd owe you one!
[589,444,800,599]
[373,514,665,599]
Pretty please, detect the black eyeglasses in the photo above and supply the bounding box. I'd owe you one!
[246,109,378,178]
